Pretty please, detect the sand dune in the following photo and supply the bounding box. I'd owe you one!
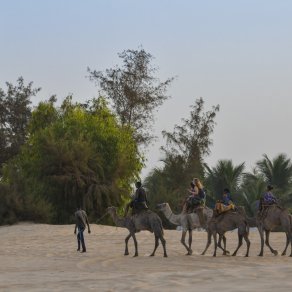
[1,223,292,291]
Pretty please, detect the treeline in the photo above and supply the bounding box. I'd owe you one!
[146,136,292,228]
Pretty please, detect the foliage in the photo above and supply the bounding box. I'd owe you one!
[204,160,245,206]
[0,77,40,175]
[145,98,220,223]
[88,48,174,146]
[2,96,142,224]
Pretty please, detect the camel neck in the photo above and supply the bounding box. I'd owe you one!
[163,205,181,225]
[110,211,125,228]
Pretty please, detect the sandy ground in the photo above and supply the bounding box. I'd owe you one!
[1,223,292,292]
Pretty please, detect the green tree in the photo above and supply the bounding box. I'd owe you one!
[0,77,40,175]
[204,159,245,206]
[88,48,174,146]
[145,98,219,214]
[240,170,266,216]
[2,96,142,224]
[255,153,292,205]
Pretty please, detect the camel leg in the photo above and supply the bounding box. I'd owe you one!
[201,230,212,255]
[257,225,265,256]
[188,229,193,255]
[289,233,292,257]
[281,233,289,256]
[212,232,218,257]
[265,230,278,255]
[181,231,191,255]
[124,233,131,255]
[232,234,243,256]
[132,233,138,257]
[218,234,229,255]
[150,236,159,257]
[222,235,230,255]
[243,233,251,257]
[160,235,168,258]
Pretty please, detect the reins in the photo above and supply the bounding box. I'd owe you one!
[96,212,108,223]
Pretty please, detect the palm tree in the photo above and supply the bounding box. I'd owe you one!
[204,160,245,206]
[255,153,292,205]
[240,170,266,216]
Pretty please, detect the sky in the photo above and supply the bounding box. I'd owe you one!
[1,0,292,178]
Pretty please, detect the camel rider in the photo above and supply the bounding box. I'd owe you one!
[124,181,149,217]
[263,185,277,205]
[184,178,206,228]
[215,188,235,214]
[259,185,277,211]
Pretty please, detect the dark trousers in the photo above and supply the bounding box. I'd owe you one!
[77,226,86,252]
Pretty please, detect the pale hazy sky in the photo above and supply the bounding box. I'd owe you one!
[1,0,292,178]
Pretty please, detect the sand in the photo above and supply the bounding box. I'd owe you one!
[1,223,292,292]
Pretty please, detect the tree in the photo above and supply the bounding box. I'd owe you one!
[162,97,219,180]
[255,153,292,204]
[88,48,174,146]
[145,98,219,214]
[2,96,142,223]
[204,160,245,206]
[0,77,41,174]
[240,170,266,216]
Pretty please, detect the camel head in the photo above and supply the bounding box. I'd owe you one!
[156,202,169,211]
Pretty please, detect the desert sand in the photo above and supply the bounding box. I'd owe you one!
[1,223,292,292]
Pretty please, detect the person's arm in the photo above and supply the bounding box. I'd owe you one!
[193,186,199,196]
[85,214,91,233]
[74,223,77,234]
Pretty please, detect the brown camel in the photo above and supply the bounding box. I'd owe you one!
[107,206,167,257]
[256,205,292,256]
[201,209,251,257]
[156,202,223,255]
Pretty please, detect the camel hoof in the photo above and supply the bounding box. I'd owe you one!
[164,254,168,258]
[124,252,129,256]
[150,254,155,257]
[232,253,236,257]
[273,250,278,256]
[133,254,138,257]
[245,255,249,257]
[213,254,216,257]
[201,253,205,256]
[226,250,230,255]
[258,253,263,257]
[281,252,286,256]
[289,254,292,257]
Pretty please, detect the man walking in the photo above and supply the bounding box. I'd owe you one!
[74,208,91,253]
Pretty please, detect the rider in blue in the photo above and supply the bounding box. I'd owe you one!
[262,185,277,205]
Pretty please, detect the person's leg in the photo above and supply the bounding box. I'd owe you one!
[77,232,81,251]
[196,206,206,228]
[79,227,86,252]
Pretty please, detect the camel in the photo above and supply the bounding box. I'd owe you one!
[201,209,251,257]
[156,202,215,255]
[256,205,292,256]
[107,206,167,257]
